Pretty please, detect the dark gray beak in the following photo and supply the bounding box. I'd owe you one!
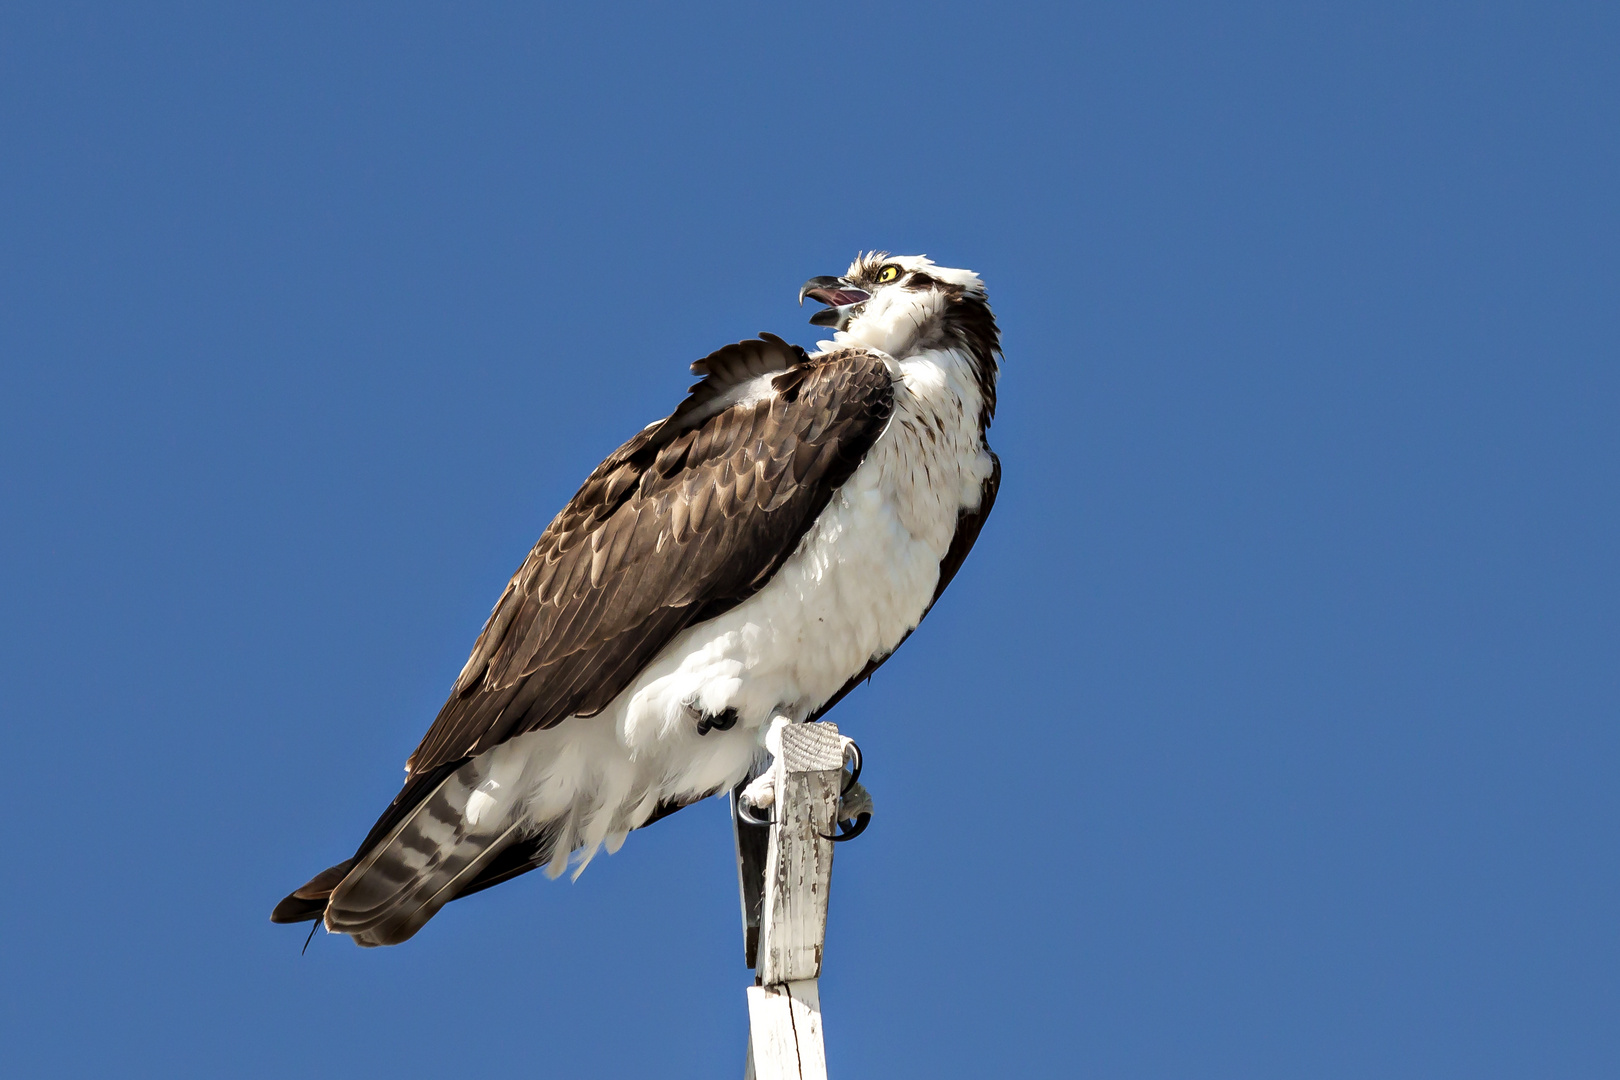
[799,276,871,330]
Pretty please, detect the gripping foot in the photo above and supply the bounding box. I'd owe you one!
[735,787,773,828]
[823,739,872,842]
[737,724,873,839]
[824,782,872,841]
[694,706,739,736]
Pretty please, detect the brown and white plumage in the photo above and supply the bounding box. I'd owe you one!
[273,254,1001,946]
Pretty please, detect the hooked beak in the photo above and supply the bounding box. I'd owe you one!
[799,276,871,330]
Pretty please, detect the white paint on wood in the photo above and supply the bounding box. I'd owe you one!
[746,979,827,1080]
[757,723,844,986]
[741,721,850,1079]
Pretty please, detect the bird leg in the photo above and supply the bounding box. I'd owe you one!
[737,716,792,820]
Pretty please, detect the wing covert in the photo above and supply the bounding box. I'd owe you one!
[405,341,893,776]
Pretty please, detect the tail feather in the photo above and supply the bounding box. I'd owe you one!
[322,763,526,947]
[269,859,356,924]
[271,756,715,946]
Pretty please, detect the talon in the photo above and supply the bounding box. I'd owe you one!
[841,739,862,794]
[734,793,773,828]
[822,813,871,842]
[820,778,873,841]
[737,764,778,826]
[695,706,738,737]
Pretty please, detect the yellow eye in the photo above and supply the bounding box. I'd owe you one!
[875,264,901,284]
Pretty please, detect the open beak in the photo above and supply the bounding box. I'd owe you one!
[799,276,871,330]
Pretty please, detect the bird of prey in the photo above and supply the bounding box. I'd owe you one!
[272,253,1001,946]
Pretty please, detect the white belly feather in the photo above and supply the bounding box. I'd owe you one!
[467,346,993,877]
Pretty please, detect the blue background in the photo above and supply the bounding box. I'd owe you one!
[3,3,1616,1076]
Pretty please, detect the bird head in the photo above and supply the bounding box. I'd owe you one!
[799,252,988,358]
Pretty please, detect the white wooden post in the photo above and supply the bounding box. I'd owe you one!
[745,980,826,1080]
[736,721,845,1080]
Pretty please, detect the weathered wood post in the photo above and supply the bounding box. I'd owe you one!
[733,721,846,1080]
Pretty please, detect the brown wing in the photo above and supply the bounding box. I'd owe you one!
[403,337,894,778]
[806,450,1000,722]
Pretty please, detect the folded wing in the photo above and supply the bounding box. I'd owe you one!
[407,337,895,777]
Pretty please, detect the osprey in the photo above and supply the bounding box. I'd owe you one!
[272,253,1001,946]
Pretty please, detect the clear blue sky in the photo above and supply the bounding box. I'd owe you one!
[2,3,1616,1077]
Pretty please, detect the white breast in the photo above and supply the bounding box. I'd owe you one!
[622,346,990,724]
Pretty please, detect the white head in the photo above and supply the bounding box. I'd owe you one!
[800,253,985,350]
[798,252,1000,419]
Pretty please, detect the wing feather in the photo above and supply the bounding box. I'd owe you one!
[403,341,893,777]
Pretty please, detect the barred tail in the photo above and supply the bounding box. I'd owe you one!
[270,731,705,947]
[327,763,528,947]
